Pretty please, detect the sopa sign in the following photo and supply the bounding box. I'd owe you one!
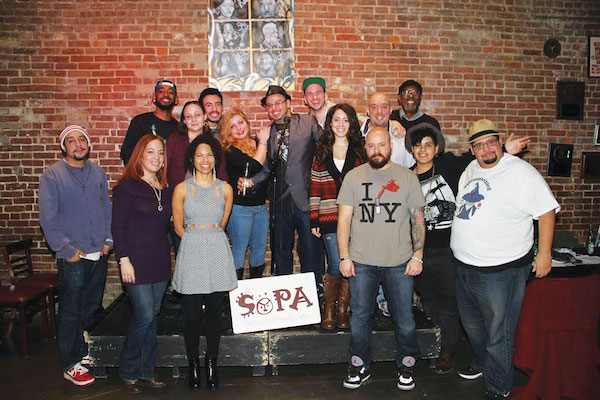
[229,273,321,334]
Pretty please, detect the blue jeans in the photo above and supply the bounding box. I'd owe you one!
[349,262,420,368]
[271,200,323,279]
[57,255,108,371]
[322,233,341,276]
[119,281,168,382]
[227,204,268,269]
[456,265,529,395]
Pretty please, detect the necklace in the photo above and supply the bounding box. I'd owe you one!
[144,177,163,212]
[63,160,91,192]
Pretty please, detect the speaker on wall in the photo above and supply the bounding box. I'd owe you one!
[581,152,600,179]
[556,81,585,120]
[547,143,573,177]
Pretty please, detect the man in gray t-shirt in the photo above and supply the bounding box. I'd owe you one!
[337,127,426,392]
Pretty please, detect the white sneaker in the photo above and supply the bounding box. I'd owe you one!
[64,362,95,386]
[80,354,91,365]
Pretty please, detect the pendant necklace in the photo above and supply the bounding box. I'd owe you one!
[63,160,91,192]
[145,178,163,211]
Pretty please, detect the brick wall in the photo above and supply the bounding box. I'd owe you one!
[1,1,599,303]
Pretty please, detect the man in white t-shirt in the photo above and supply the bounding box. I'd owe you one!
[360,92,414,168]
[450,119,559,400]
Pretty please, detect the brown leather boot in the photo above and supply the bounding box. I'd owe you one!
[337,277,350,328]
[321,274,341,330]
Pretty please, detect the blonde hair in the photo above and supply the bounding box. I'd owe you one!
[220,108,256,157]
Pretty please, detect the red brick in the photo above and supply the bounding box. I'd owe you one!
[1,0,598,294]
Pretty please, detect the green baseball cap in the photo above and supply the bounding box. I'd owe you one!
[302,77,326,92]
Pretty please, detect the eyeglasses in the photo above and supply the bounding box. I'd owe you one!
[472,137,499,150]
[265,99,286,109]
[401,89,420,96]
[184,112,204,121]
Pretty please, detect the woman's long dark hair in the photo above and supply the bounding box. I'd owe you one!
[314,103,365,165]
[184,134,222,174]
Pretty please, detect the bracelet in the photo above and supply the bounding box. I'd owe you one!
[339,256,351,262]
[411,256,423,264]
[258,142,268,147]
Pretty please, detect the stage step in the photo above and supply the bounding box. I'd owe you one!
[88,293,440,374]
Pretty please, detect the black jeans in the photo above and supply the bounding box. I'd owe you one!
[416,247,458,354]
[57,255,108,370]
[182,292,226,360]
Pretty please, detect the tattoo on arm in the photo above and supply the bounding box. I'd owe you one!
[409,207,425,252]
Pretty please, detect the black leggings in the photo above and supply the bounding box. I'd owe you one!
[182,292,226,360]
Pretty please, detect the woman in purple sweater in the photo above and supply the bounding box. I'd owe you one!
[112,134,174,394]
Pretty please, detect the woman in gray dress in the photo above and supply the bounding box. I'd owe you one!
[171,135,237,391]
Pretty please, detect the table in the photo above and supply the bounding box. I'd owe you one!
[512,269,600,400]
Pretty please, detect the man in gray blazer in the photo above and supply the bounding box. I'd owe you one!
[244,85,323,279]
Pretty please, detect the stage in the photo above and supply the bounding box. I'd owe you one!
[88,293,440,378]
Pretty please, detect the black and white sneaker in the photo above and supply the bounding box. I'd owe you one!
[343,357,371,389]
[458,366,483,380]
[397,356,416,391]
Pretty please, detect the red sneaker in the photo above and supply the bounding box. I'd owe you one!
[64,362,95,386]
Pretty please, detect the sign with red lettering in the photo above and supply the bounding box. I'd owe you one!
[229,273,321,334]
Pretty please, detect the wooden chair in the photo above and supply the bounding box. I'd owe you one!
[0,282,50,356]
[2,239,58,338]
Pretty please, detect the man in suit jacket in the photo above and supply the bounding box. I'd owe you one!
[244,85,323,278]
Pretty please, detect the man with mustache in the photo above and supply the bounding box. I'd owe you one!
[199,87,225,139]
[120,80,179,165]
[337,127,426,392]
[451,119,559,400]
[39,125,112,386]
[242,85,323,282]
[390,80,440,132]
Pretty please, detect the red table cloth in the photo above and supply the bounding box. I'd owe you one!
[512,274,600,400]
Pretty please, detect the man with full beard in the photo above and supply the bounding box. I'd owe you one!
[337,127,426,392]
[120,80,179,165]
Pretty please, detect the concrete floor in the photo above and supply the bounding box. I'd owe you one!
[0,318,527,400]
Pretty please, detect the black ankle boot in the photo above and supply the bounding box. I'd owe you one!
[236,268,244,280]
[188,358,201,389]
[205,357,219,390]
[249,264,265,279]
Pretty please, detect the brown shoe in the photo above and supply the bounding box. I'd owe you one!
[143,378,166,388]
[337,278,350,329]
[123,380,142,394]
[435,353,453,375]
[321,274,341,330]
